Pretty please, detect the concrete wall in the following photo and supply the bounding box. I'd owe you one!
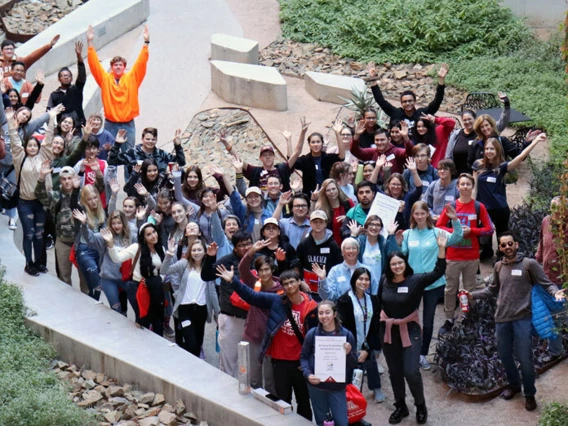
[18,0,150,80]
[502,0,566,28]
[0,223,310,426]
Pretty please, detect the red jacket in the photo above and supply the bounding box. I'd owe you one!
[430,116,455,168]
[351,138,413,174]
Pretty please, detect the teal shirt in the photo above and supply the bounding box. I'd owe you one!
[387,219,463,291]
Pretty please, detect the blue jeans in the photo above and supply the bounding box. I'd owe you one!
[76,243,101,300]
[101,278,129,314]
[495,318,536,396]
[104,119,135,180]
[421,284,445,356]
[308,384,348,426]
[16,199,45,264]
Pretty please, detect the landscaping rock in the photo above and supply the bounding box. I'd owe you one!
[158,410,178,425]
[152,393,165,406]
[3,0,84,36]
[139,417,159,426]
[140,392,155,404]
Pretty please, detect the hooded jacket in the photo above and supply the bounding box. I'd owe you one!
[297,229,343,274]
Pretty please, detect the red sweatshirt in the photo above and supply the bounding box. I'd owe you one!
[436,199,493,261]
[430,116,455,168]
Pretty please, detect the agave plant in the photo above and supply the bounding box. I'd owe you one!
[338,86,389,128]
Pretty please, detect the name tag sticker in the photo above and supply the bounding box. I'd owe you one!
[21,92,29,97]
[181,320,192,328]
[487,177,497,183]
[468,214,477,220]
[445,196,454,201]
[337,276,346,282]
[386,154,395,161]
[321,247,330,254]
[408,241,419,247]
[397,286,409,293]
[53,167,62,173]
[421,180,430,187]
[254,218,260,225]
[315,165,319,170]
[468,140,475,146]
[511,270,523,276]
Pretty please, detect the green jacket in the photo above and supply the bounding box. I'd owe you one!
[51,138,87,191]
[35,180,80,243]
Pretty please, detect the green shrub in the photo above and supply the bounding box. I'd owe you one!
[539,402,568,426]
[0,276,95,426]
[280,0,530,63]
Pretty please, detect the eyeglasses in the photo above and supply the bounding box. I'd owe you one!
[499,241,515,248]
[293,204,308,209]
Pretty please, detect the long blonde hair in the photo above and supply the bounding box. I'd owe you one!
[80,185,105,230]
[315,178,351,220]
[409,201,435,229]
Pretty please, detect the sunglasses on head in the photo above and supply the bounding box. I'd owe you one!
[499,241,515,248]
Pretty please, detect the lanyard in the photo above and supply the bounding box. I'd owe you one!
[355,294,368,336]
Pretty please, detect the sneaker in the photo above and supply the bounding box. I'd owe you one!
[439,319,454,336]
[525,396,537,411]
[388,404,409,424]
[419,355,431,371]
[24,263,39,277]
[377,363,385,374]
[163,323,175,338]
[46,235,54,250]
[8,218,16,230]
[373,388,385,403]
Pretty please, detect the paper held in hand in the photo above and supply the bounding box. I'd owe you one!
[367,191,401,237]
[314,336,347,383]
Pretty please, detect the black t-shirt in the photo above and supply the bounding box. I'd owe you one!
[453,130,476,174]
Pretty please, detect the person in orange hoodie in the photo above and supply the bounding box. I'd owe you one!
[86,24,149,158]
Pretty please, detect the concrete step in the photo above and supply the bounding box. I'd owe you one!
[211,33,259,64]
[211,60,287,111]
[305,71,366,105]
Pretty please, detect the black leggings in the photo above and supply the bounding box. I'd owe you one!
[177,304,208,356]
[139,276,165,336]
[272,359,312,421]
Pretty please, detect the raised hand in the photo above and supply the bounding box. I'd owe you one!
[5,107,16,128]
[498,91,508,103]
[376,154,387,169]
[39,159,53,179]
[207,242,219,257]
[437,231,448,248]
[275,247,286,262]
[49,103,65,119]
[354,119,365,136]
[167,237,176,254]
[216,264,234,282]
[405,157,417,173]
[366,62,377,77]
[186,204,195,217]
[347,220,362,237]
[209,165,224,176]
[312,263,326,280]
[87,25,94,43]
[82,118,94,136]
[532,132,547,144]
[100,227,114,243]
[75,40,83,57]
[526,129,542,142]
[115,129,127,144]
[438,63,450,81]
[399,120,409,140]
[86,158,100,172]
[72,209,87,224]
[300,116,310,133]
[386,221,399,235]
[445,203,457,221]
[230,155,243,173]
[279,190,293,206]
[109,178,120,195]
[279,125,292,140]
[35,69,45,85]
[136,205,148,220]
[150,210,163,225]
[336,215,346,224]
[252,239,270,252]
[310,184,320,202]
[332,119,344,134]
[143,24,149,43]
[72,173,81,189]
[133,183,148,198]
[420,113,435,124]
[290,179,302,192]
[173,129,182,146]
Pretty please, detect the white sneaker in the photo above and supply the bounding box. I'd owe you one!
[8,218,16,230]
[419,355,431,371]
[377,363,385,374]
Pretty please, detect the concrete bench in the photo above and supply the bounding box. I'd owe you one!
[305,71,366,105]
[211,60,287,111]
[211,34,259,64]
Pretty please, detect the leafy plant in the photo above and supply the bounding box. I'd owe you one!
[508,203,548,259]
[0,274,95,426]
[338,85,377,117]
[539,402,568,426]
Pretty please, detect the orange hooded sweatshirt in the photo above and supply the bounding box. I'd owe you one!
[87,45,148,123]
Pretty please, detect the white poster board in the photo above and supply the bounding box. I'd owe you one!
[314,336,347,383]
[367,192,401,237]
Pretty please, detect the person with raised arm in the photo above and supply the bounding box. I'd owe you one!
[87,24,149,154]
[366,62,449,134]
[0,35,60,77]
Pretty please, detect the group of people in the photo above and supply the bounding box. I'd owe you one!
[1,25,566,426]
